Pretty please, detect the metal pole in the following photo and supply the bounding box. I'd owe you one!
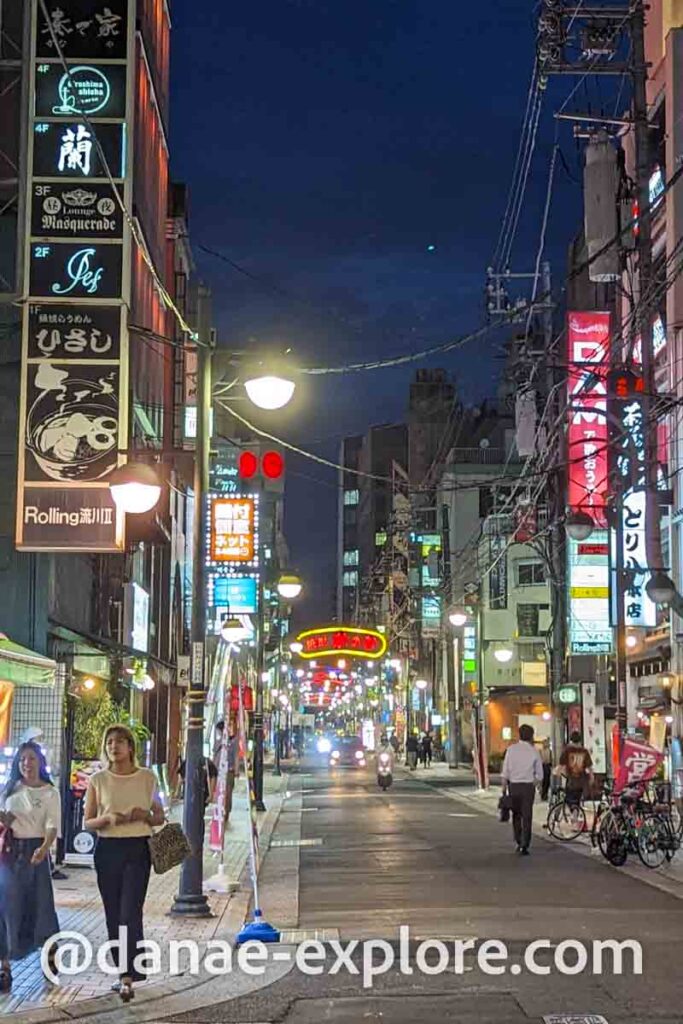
[253,574,266,811]
[172,284,213,916]
[631,1,663,575]
[441,503,460,767]
[476,594,488,789]
[273,631,281,776]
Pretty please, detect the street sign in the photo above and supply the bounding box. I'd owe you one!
[557,685,579,704]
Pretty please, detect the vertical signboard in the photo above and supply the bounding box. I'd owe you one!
[566,312,610,525]
[206,491,260,636]
[608,369,656,628]
[488,535,508,609]
[568,533,612,654]
[16,0,133,551]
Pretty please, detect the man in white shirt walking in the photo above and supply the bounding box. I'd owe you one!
[501,724,544,855]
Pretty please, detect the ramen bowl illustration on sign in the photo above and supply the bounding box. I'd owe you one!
[26,364,118,481]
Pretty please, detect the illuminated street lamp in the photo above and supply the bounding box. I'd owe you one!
[244,374,296,411]
[415,678,428,690]
[277,574,303,600]
[221,616,250,643]
[290,641,303,654]
[493,646,514,664]
[109,463,161,514]
[449,610,467,627]
[564,510,594,542]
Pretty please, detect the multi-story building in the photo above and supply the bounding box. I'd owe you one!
[0,0,195,835]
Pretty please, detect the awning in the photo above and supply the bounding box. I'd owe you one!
[0,634,56,687]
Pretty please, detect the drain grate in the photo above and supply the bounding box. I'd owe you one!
[279,928,341,943]
[543,1016,609,1024]
[270,837,323,848]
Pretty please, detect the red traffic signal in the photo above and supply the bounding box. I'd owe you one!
[238,449,284,481]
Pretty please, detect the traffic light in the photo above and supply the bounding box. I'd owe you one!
[237,446,285,492]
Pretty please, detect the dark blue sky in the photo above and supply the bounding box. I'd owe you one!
[169,1,585,622]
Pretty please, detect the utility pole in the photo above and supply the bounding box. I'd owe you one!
[253,568,267,811]
[441,503,460,766]
[172,284,213,917]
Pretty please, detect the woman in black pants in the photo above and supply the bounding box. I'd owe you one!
[84,725,164,1002]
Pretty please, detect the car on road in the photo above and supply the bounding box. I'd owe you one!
[329,735,367,768]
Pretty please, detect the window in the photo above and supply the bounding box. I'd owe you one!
[516,561,545,587]
[375,531,387,547]
[343,489,359,506]
[342,570,358,587]
[343,549,359,566]
[517,604,540,637]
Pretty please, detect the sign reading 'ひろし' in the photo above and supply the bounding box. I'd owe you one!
[295,627,388,660]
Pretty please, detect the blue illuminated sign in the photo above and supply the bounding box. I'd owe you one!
[212,576,257,614]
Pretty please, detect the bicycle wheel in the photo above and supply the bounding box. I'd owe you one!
[637,819,667,869]
[597,809,628,865]
[548,801,586,841]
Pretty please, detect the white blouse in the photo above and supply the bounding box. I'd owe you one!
[0,782,62,839]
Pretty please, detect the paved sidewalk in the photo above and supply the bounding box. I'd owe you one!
[0,772,286,1018]
[404,760,683,897]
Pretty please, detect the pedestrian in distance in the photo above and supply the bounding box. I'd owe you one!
[422,731,433,767]
[540,738,552,801]
[0,741,61,993]
[405,731,419,770]
[559,731,593,808]
[389,732,400,755]
[501,724,543,855]
[83,725,164,1003]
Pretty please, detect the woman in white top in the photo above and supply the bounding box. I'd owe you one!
[0,740,61,993]
[84,724,164,1003]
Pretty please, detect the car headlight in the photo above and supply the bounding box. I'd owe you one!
[355,750,364,760]
[317,738,331,754]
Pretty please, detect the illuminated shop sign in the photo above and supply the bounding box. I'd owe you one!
[568,532,612,654]
[27,303,121,360]
[33,121,126,179]
[35,63,127,119]
[37,1,128,60]
[609,370,655,628]
[29,243,123,299]
[31,182,123,239]
[209,497,256,563]
[295,626,388,660]
[567,311,610,525]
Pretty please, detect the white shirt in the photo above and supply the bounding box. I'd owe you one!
[0,782,62,839]
[501,741,544,785]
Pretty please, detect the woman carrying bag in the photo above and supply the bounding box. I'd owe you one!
[84,725,164,1003]
[0,741,61,993]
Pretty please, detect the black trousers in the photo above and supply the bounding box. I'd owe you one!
[509,782,536,850]
[541,764,551,800]
[94,837,151,980]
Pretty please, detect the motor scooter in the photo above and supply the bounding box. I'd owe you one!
[377,750,393,790]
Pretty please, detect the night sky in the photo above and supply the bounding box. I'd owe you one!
[170,1,586,624]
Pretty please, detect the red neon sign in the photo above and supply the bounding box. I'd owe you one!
[567,311,610,526]
[296,626,387,660]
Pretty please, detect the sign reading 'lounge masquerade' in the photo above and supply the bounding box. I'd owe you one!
[29,243,123,300]
[31,182,123,239]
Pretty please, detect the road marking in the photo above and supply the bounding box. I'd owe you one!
[447,812,478,818]
[270,837,323,848]
[279,928,341,943]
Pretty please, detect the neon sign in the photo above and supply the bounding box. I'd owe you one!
[295,626,388,660]
[567,311,610,525]
[210,497,255,562]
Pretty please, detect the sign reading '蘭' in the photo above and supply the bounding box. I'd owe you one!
[295,627,388,660]
[32,121,126,179]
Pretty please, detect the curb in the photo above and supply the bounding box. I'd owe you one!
[12,775,296,1024]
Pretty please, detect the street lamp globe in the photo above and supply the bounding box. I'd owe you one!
[493,646,514,664]
[109,463,161,514]
[290,641,303,654]
[244,374,295,411]
[221,616,250,643]
[645,571,676,605]
[277,574,303,600]
[449,610,467,627]
[415,678,428,690]
[565,510,594,542]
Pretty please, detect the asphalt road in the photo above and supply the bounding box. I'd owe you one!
[167,760,683,1024]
